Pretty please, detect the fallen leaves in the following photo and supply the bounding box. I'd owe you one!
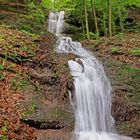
[0,25,37,139]
[83,33,140,69]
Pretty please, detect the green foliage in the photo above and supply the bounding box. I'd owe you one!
[124,95,129,103]
[4,1,45,33]
[119,122,130,132]
[21,46,33,55]
[25,2,45,27]
[48,106,73,121]
[0,64,4,71]
[1,126,7,132]
[88,32,100,40]
[117,65,140,108]
[130,48,140,57]
[0,64,5,81]
[11,76,29,91]
[20,103,37,119]
[118,65,139,75]
[115,33,125,39]
[110,47,121,54]
[123,0,140,7]
[0,135,7,140]
[1,50,31,63]
[42,0,53,11]
[0,123,8,140]
[0,74,5,81]
[42,0,75,12]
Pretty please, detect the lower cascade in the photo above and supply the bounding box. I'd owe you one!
[48,11,132,140]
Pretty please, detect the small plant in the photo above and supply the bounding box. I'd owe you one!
[31,103,37,111]
[124,95,129,103]
[11,76,29,91]
[0,74,5,80]
[89,32,99,39]
[21,46,33,55]
[52,72,59,79]
[11,77,18,90]
[0,64,4,71]
[68,73,72,81]
[7,63,15,70]
[119,122,130,132]
[110,47,121,55]
[20,103,37,119]
[116,32,125,39]
[0,123,8,140]
[130,38,140,42]
[0,37,4,42]
[0,135,7,140]
[7,35,16,40]
[130,48,140,57]
[21,30,38,38]
[92,39,100,44]
[19,79,29,90]
[118,65,139,75]
[1,126,7,132]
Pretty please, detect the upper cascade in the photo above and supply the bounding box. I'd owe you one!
[48,11,65,36]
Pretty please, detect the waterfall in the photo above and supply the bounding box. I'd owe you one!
[48,11,64,36]
[48,11,132,140]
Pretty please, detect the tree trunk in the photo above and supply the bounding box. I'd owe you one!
[82,20,85,36]
[84,0,90,39]
[108,0,112,37]
[103,10,107,36]
[112,19,116,35]
[91,0,99,39]
[102,0,107,36]
[118,1,124,32]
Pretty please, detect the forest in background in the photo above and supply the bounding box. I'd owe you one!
[1,0,140,39]
[41,0,140,39]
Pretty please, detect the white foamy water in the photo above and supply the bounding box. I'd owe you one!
[48,11,64,36]
[48,11,132,140]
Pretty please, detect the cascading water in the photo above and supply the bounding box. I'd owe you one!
[48,11,65,36]
[48,11,132,140]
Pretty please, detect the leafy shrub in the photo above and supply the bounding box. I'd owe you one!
[130,48,140,57]
[0,64,4,71]
[110,47,121,54]
[11,76,29,91]
[0,74,5,80]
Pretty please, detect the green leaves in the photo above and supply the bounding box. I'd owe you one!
[40,0,140,37]
[130,48,140,57]
[0,64,4,71]
[41,0,54,10]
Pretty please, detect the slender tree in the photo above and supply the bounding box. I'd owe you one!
[118,0,124,32]
[103,13,107,36]
[84,0,90,39]
[101,0,107,36]
[108,0,112,37]
[91,0,99,39]
[112,19,116,35]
